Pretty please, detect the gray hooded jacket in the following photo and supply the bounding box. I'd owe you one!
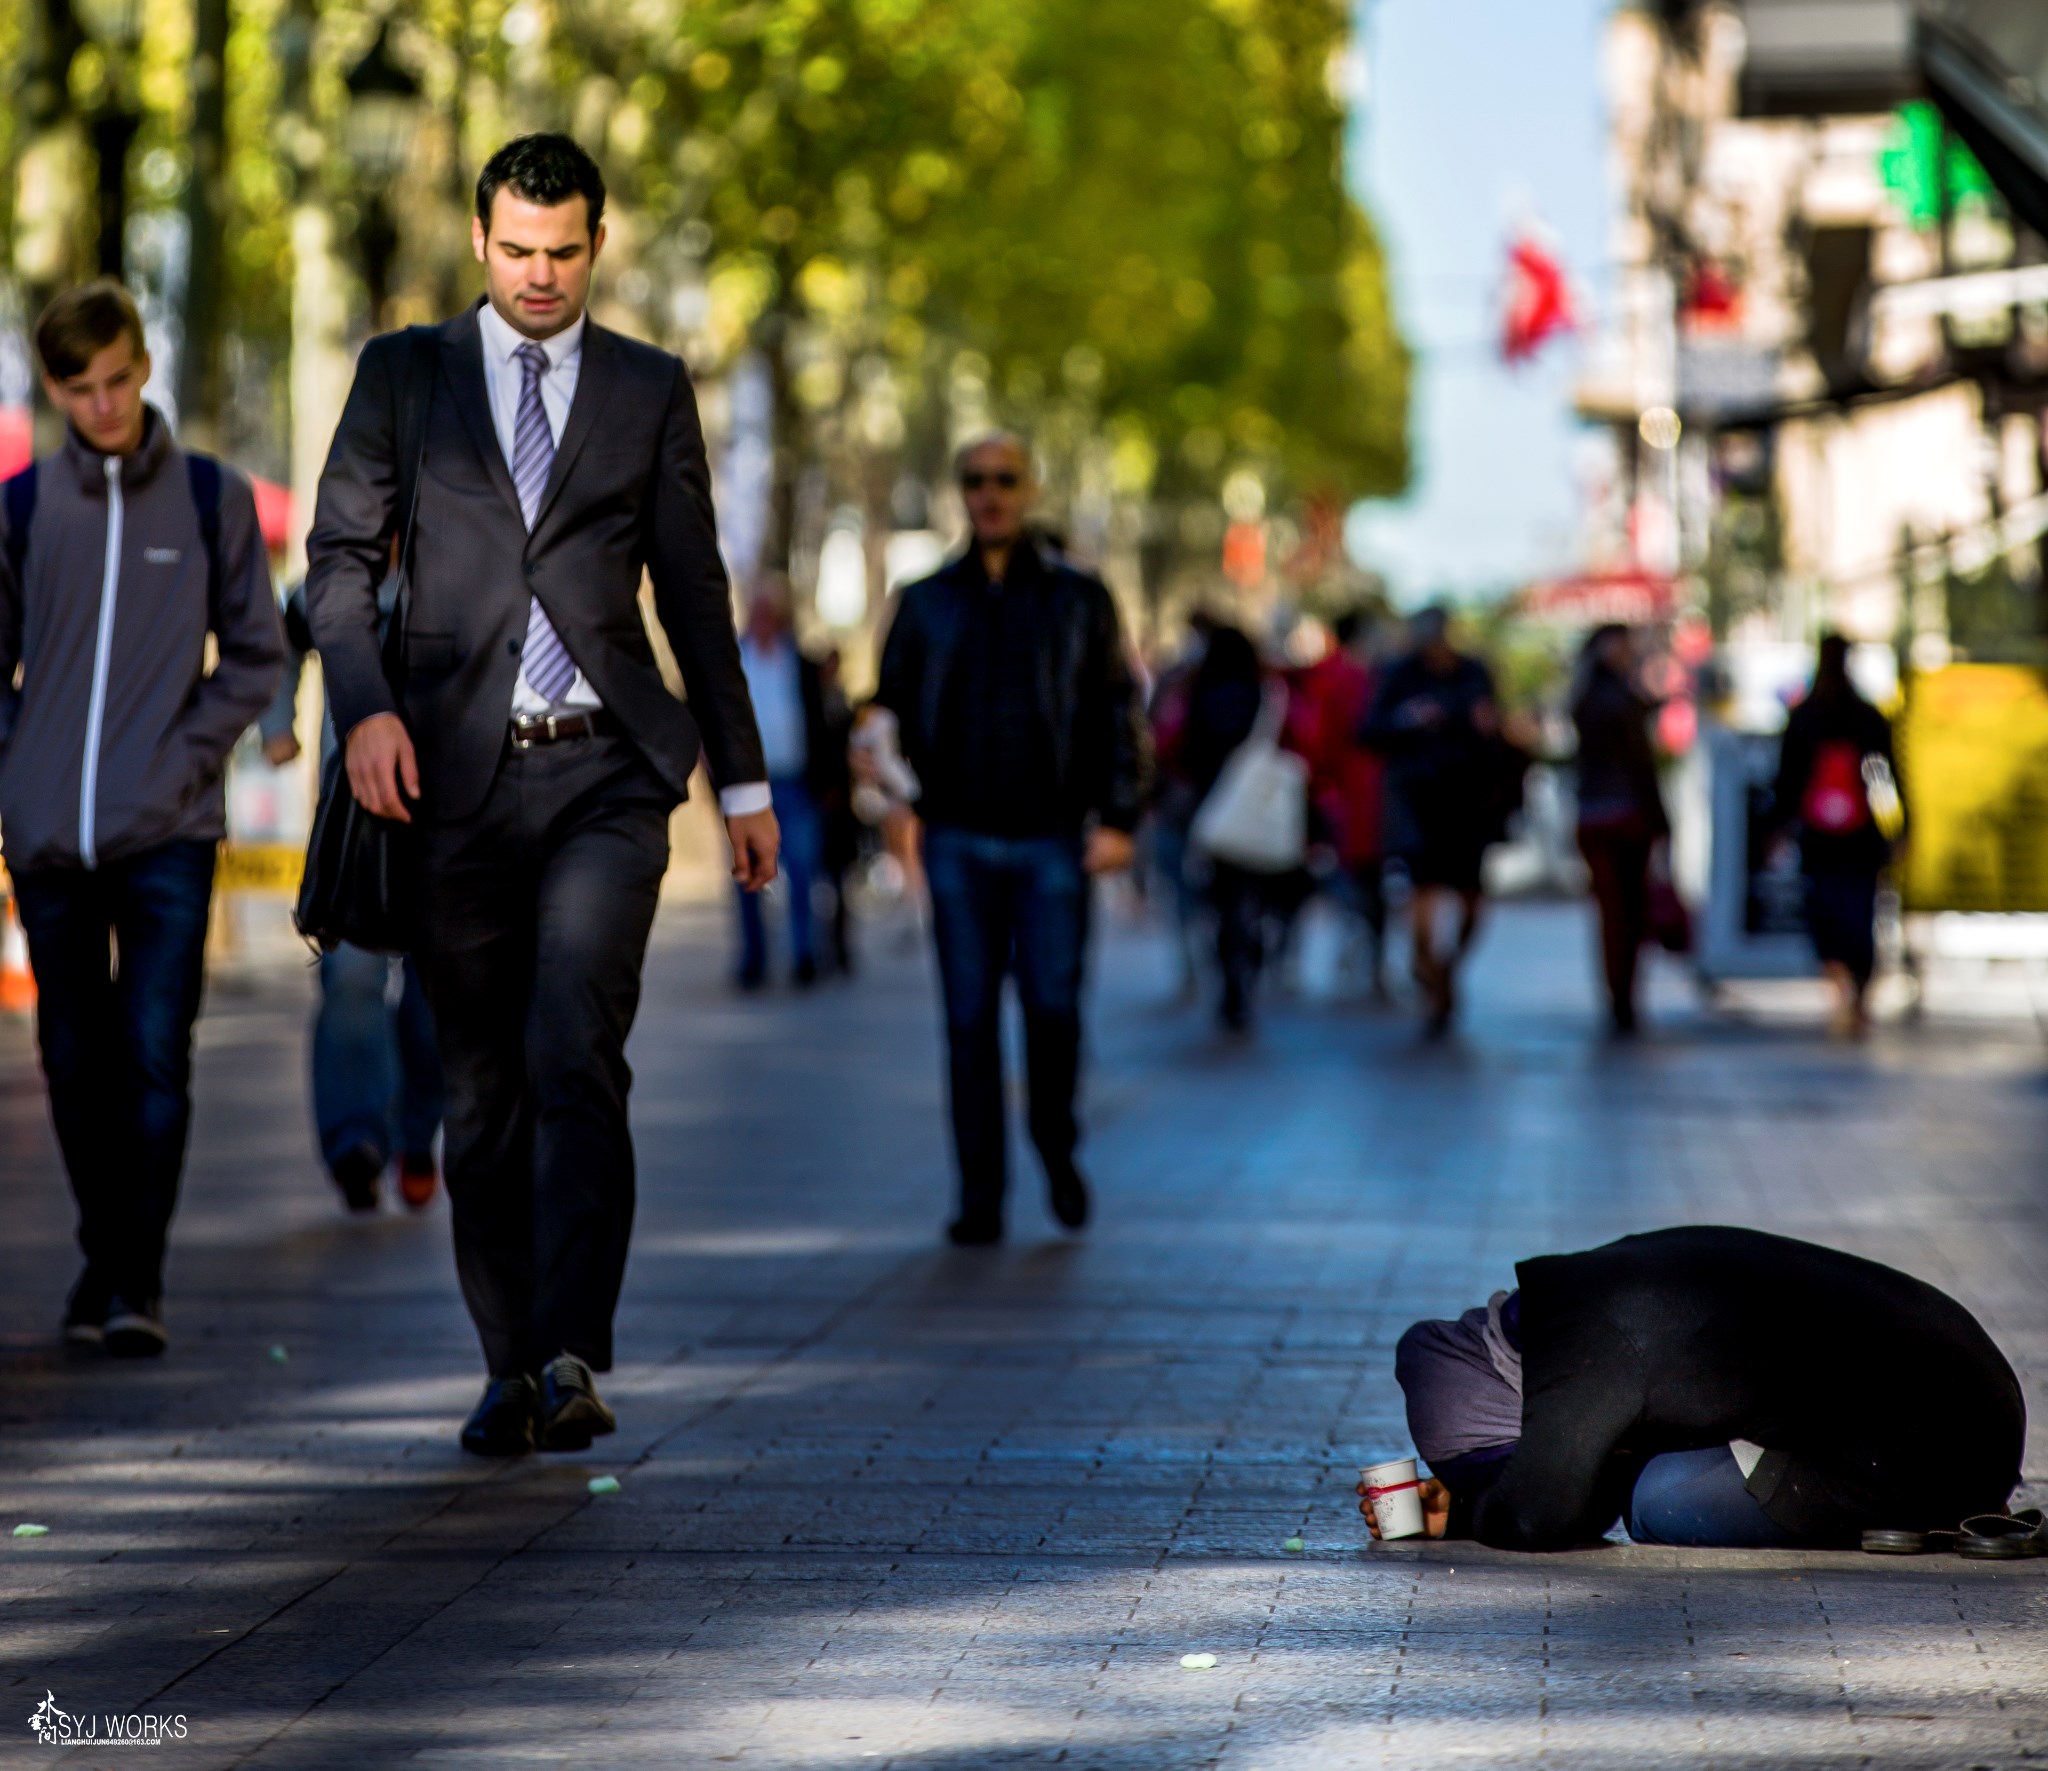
[0,408,283,873]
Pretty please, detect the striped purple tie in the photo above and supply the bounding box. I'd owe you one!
[511,341,577,706]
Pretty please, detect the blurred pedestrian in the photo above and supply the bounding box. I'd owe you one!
[733,577,834,990]
[848,700,925,935]
[0,279,283,1357]
[1172,623,1273,1031]
[876,432,1148,1245]
[1774,634,1903,1038]
[1145,611,1215,997]
[261,583,445,1212]
[816,647,859,975]
[1362,606,1503,1037]
[306,134,775,1456]
[1570,623,1668,1036]
[1285,609,1389,998]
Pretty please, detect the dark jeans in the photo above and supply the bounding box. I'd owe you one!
[1210,862,1271,1023]
[736,777,822,977]
[1629,1447,1802,1548]
[1806,867,1879,989]
[15,839,217,1305]
[1578,823,1653,1027]
[313,946,443,1172]
[414,736,674,1377]
[923,825,1089,1220]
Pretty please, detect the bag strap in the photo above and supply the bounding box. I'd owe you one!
[379,326,438,691]
[184,452,224,622]
[3,462,39,587]
[1250,681,1288,747]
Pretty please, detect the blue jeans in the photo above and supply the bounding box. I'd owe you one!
[923,826,1089,1218]
[737,779,823,977]
[14,840,218,1304]
[313,946,444,1172]
[1628,1447,1803,1548]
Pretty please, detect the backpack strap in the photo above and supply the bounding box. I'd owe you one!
[184,452,224,621]
[2,463,39,588]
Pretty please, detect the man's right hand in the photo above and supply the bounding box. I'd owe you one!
[345,713,420,823]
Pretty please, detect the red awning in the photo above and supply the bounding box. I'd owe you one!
[1517,570,1677,626]
[0,408,30,479]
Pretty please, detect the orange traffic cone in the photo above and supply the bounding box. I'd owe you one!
[0,898,35,1013]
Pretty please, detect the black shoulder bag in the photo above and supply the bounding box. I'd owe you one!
[294,328,436,955]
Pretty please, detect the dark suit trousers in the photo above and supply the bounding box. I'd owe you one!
[415,734,674,1376]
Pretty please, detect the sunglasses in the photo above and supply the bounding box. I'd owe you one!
[960,470,1021,491]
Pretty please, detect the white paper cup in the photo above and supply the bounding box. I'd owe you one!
[1361,1456,1426,1540]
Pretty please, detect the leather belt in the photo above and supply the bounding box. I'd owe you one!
[508,709,614,749]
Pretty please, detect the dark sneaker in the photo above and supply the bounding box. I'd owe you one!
[1046,1158,1091,1233]
[397,1152,439,1212]
[103,1298,168,1359]
[331,1142,384,1214]
[537,1354,616,1452]
[63,1269,111,1350]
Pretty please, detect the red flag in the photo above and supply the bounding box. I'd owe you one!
[1501,233,1576,363]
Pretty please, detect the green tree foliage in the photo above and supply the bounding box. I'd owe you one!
[584,0,1410,524]
[6,0,1410,545]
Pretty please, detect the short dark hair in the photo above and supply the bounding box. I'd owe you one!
[36,279,147,381]
[476,134,606,236]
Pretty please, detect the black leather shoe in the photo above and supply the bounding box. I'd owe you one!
[460,1374,538,1456]
[537,1354,616,1451]
[1046,1158,1090,1233]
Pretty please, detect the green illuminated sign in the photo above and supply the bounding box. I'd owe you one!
[1879,101,1997,228]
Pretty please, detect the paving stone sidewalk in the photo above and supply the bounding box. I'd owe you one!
[1,897,2045,1769]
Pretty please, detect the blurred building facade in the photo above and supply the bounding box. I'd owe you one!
[1577,0,2048,693]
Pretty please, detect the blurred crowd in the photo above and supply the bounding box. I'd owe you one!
[2,236,1908,1405]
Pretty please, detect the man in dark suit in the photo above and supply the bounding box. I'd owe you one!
[305,135,777,1455]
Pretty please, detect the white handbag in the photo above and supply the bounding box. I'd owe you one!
[1190,687,1308,873]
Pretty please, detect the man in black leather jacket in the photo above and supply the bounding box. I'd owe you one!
[876,433,1149,1245]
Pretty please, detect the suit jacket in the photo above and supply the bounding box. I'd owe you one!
[304,302,764,822]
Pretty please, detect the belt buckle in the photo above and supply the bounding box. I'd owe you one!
[511,717,537,752]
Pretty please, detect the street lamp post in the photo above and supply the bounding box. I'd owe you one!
[343,20,422,327]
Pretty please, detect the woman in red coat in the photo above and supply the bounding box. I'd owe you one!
[1284,611,1389,997]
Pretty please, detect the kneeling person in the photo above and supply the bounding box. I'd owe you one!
[1362,1225,2023,1550]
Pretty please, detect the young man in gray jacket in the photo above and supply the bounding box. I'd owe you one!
[0,280,282,1356]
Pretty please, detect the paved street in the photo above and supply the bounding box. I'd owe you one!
[2,893,2046,1769]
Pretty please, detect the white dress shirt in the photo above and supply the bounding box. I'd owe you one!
[476,302,769,817]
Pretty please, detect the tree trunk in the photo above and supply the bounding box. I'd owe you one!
[91,106,140,276]
[15,0,90,447]
[279,0,346,575]
[177,0,230,448]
